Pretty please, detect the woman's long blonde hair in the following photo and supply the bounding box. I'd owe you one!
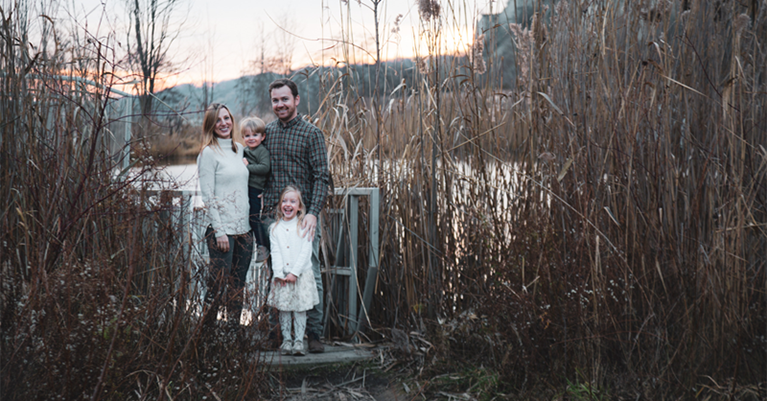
[200,103,238,153]
[272,185,306,232]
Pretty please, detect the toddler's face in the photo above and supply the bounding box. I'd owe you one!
[242,128,265,149]
[281,191,300,220]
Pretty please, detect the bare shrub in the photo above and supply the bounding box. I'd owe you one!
[0,4,266,399]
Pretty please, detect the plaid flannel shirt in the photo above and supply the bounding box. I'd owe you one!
[262,114,330,217]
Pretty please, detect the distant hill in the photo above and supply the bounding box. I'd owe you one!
[155,77,254,124]
[154,0,543,125]
[154,61,423,125]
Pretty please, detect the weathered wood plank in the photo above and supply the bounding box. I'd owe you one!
[259,344,376,367]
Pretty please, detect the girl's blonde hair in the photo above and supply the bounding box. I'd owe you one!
[200,103,238,153]
[273,185,306,231]
[240,116,266,135]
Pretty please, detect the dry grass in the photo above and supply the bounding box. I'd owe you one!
[0,4,266,400]
[312,0,767,398]
[2,0,766,399]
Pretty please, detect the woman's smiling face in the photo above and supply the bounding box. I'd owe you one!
[281,190,300,220]
[213,108,233,139]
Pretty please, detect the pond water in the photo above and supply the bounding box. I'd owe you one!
[152,163,200,191]
[132,162,203,207]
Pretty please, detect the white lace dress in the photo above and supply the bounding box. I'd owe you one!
[267,218,320,312]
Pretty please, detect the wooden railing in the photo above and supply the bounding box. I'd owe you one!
[146,187,381,339]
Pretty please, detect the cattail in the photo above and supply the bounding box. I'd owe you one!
[472,34,486,74]
[416,56,429,75]
[680,9,691,22]
[419,0,441,22]
[538,152,556,162]
[734,13,751,35]
[553,0,569,26]
[392,14,403,34]
[531,14,547,49]
[509,22,533,88]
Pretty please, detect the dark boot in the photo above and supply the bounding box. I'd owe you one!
[308,332,324,353]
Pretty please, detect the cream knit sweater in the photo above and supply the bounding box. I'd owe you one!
[197,138,251,236]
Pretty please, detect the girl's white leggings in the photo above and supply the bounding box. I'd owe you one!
[279,310,306,343]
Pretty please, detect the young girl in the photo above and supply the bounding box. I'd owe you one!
[267,186,320,356]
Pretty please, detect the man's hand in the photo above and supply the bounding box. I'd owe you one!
[301,214,317,242]
[216,234,230,252]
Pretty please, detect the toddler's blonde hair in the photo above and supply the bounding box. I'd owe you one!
[240,116,266,135]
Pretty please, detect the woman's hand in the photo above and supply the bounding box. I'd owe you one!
[242,158,249,166]
[216,234,229,252]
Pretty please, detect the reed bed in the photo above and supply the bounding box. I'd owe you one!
[316,0,766,398]
[0,5,267,400]
[2,0,766,399]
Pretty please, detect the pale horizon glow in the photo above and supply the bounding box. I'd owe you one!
[52,0,506,88]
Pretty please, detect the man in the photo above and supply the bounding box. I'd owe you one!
[262,78,330,353]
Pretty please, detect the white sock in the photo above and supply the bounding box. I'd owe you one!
[279,311,293,344]
[294,311,306,343]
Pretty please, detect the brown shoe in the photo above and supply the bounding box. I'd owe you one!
[308,337,325,353]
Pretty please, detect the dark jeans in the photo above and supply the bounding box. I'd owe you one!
[248,186,270,249]
[203,226,254,328]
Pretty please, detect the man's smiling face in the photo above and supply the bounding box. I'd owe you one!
[271,85,300,123]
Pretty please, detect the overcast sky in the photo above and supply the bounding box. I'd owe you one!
[64,0,503,87]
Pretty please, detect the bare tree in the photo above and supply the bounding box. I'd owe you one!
[126,0,186,120]
[197,7,216,111]
[236,15,298,116]
[269,13,298,76]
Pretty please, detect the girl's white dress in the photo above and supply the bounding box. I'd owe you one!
[267,217,320,312]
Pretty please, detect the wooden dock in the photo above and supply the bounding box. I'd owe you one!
[259,342,377,367]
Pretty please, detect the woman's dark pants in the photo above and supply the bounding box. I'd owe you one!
[203,226,254,328]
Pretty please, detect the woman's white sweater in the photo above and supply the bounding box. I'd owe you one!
[197,138,251,236]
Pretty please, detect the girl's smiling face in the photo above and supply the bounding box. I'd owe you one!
[281,190,300,220]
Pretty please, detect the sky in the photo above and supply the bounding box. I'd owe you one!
[62,0,504,87]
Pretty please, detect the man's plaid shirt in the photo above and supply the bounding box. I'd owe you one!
[262,114,330,217]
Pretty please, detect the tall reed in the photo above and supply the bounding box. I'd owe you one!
[0,4,265,399]
[315,0,766,397]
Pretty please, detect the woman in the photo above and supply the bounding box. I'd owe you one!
[197,103,253,331]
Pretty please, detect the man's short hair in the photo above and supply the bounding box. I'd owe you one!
[269,78,299,98]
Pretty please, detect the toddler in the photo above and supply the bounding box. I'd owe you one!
[241,117,270,262]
